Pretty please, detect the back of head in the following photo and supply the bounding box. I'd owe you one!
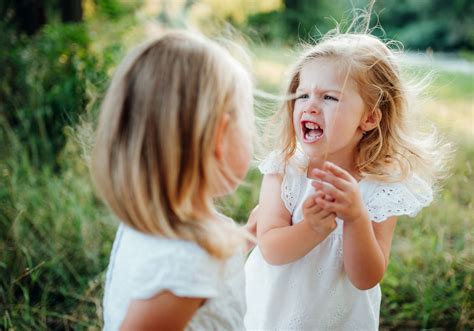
[92,31,253,258]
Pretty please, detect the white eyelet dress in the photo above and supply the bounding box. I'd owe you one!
[244,151,433,331]
[103,222,246,331]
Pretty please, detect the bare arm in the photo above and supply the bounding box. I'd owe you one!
[343,215,397,289]
[257,174,336,265]
[312,161,398,289]
[120,291,204,331]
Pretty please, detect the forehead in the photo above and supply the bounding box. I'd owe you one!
[298,58,357,92]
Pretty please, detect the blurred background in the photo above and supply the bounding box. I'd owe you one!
[0,0,472,329]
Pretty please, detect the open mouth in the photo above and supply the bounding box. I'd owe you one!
[301,120,324,143]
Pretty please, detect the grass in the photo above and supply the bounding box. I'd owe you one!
[1,17,473,331]
[226,42,474,330]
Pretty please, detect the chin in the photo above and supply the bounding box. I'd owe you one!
[299,142,328,158]
[212,180,239,197]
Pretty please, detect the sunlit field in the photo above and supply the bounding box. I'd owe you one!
[1,3,472,330]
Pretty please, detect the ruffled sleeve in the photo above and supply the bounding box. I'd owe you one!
[258,150,285,174]
[365,174,433,222]
[130,240,223,300]
[258,151,307,214]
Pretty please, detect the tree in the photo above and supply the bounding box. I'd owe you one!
[12,0,47,35]
[60,0,83,23]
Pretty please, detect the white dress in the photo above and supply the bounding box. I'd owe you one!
[245,151,433,331]
[103,223,246,331]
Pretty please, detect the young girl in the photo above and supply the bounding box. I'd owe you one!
[91,31,254,330]
[245,32,447,330]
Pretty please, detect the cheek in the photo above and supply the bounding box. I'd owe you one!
[234,130,252,176]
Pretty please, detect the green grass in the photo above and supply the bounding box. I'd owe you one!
[1,15,473,331]
[227,44,474,329]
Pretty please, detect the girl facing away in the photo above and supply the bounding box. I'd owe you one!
[92,31,254,330]
[245,31,449,330]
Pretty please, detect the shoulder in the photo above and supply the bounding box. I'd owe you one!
[118,225,225,300]
[361,174,433,222]
[258,149,308,175]
[258,149,308,214]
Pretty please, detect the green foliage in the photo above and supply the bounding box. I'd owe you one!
[1,2,472,328]
[0,21,122,169]
[381,142,474,329]
[245,0,349,44]
[244,0,474,50]
[93,0,143,20]
[0,121,116,329]
[246,10,288,43]
[372,0,474,51]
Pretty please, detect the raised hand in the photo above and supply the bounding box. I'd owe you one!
[302,191,337,237]
[311,161,369,224]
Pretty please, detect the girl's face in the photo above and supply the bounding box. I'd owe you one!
[293,58,366,168]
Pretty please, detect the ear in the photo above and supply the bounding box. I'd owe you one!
[214,113,230,160]
[360,108,382,132]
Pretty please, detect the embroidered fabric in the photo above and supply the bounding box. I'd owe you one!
[258,151,433,222]
[258,150,308,214]
[366,175,433,222]
[103,224,245,331]
[246,151,434,330]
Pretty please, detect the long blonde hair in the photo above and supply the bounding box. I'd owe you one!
[274,32,449,185]
[92,31,253,259]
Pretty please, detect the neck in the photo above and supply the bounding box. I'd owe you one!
[306,150,360,180]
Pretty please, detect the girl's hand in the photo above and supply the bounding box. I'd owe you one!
[311,161,368,224]
[302,192,337,237]
[244,205,258,252]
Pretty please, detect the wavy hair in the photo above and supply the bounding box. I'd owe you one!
[273,31,449,185]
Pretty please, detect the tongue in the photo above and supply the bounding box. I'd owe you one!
[307,128,323,138]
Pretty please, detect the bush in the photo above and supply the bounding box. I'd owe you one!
[0,22,122,169]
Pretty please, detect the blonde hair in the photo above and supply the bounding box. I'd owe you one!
[92,31,253,259]
[273,31,449,185]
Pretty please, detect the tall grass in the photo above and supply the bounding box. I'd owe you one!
[1,16,472,331]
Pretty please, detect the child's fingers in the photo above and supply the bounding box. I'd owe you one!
[324,194,335,202]
[315,196,340,214]
[303,195,317,209]
[316,208,334,220]
[323,161,355,182]
[322,214,338,230]
[311,168,350,191]
[312,181,343,201]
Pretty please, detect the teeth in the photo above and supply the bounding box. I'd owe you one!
[304,122,319,129]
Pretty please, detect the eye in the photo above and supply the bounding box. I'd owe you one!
[296,94,309,100]
[324,95,339,101]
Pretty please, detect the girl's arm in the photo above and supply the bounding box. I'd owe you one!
[312,162,397,290]
[342,214,397,290]
[120,291,204,330]
[256,173,336,265]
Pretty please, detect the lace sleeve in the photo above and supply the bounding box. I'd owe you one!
[258,151,306,214]
[366,175,433,222]
[130,241,222,300]
[258,151,285,174]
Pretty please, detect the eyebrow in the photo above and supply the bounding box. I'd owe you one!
[296,87,343,94]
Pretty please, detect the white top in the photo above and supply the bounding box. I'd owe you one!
[103,223,246,331]
[245,151,433,331]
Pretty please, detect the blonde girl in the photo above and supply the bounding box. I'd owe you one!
[92,31,254,330]
[245,31,448,330]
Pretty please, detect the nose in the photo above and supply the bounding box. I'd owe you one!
[303,103,320,115]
